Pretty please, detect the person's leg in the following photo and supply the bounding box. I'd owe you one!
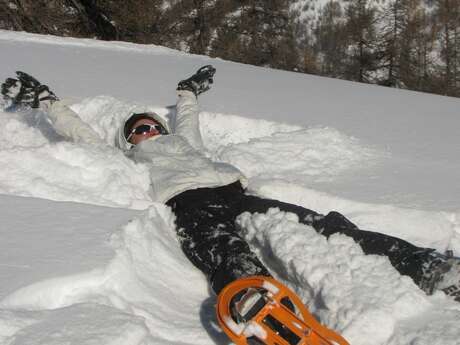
[241,194,437,288]
[316,211,440,286]
[166,182,271,295]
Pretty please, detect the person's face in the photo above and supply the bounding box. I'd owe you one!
[127,118,162,145]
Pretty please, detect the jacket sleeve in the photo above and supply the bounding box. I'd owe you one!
[46,100,104,145]
[174,90,205,151]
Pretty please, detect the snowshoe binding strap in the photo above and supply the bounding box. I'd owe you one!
[216,276,350,345]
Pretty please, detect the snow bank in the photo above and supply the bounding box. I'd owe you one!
[237,208,460,345]
[214,126,383,181]
[0,304,153,345]
[0,204,217,344]
[0,100,153,209]
[247,180,460,253]
[2,199,459,345]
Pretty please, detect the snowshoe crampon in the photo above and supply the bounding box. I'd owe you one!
[216,276,349,345]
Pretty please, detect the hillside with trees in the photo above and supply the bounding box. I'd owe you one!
[1,0,459,97]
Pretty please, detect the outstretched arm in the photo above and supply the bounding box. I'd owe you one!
[175,90,204,151]
[2,71,103,145]
[174,65,216,151]
[47,100,103,144]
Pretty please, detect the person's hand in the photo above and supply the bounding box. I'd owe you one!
[177,65,216,96]
[1,71,59,109]
[1,77,21,105]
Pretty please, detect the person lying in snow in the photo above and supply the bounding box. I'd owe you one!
[2,67,460,310]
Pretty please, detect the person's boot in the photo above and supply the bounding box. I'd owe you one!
[230,288,266,323]
[229,287,298,345]
[421,250,460,302]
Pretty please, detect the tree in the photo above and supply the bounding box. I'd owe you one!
[343,0,379,83]
[159,0,221,54]
[433,0,460,96]
[210,0,299,70]
[398,0,434,92]
[0,0,96,36]
[313,1,347,77]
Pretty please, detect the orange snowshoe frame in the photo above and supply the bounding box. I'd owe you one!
[216,276,350,345]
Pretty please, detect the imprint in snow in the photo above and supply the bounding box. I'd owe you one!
[216,127,384,180]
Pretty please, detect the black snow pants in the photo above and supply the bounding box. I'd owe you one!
[166,181,436,294]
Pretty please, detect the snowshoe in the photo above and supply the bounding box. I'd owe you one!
[216,276,350,345]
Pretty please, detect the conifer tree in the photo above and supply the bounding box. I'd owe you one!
[343,0,378,83]
[314,1,347,77]
[433,0,460,96]
[210,0,299,70]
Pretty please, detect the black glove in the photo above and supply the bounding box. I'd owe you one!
[177,65,216,96]
[1,71,59,109]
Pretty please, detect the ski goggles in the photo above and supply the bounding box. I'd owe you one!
[126,123,167,142]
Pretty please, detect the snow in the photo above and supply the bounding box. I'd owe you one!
[0,30,459,345]
[243,321,267,340]
[222,316,244,336]
[262,281,279,295]
[237,209,434,344]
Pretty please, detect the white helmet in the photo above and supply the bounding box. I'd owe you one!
[116,111,171,151]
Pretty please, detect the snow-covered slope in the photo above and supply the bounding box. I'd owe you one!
[2,30,459,211]
[0,30,459,345]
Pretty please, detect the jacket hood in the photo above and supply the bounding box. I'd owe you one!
[116,111,171,151]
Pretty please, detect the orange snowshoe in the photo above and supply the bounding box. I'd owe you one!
[216,276,350,345]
